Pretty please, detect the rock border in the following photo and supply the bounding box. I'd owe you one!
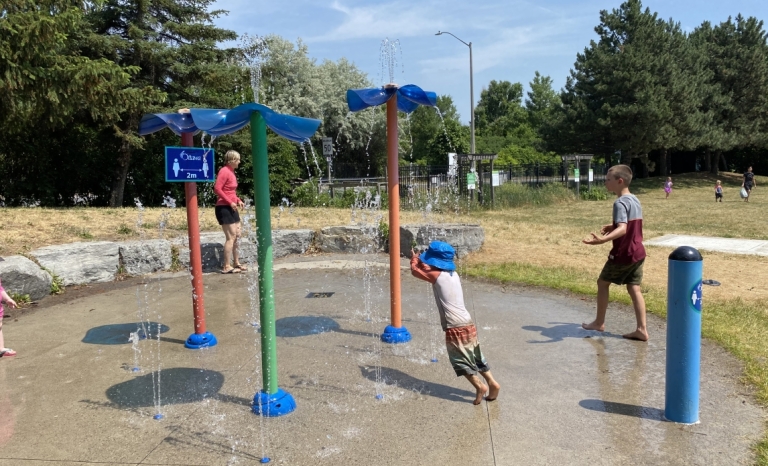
[1,224,483,303]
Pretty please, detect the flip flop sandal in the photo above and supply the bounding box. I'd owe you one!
[0,348,17,357]
[221,268,240,274]
[234,264,248,271]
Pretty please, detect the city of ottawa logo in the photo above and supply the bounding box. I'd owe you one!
[690,280,703,313]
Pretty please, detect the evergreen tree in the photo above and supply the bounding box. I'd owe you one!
[691,16,768,174]
[85,0,238,206]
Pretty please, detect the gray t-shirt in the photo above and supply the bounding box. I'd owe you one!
[609,194,646,264]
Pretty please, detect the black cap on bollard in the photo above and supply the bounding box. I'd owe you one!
[669,246,703,261]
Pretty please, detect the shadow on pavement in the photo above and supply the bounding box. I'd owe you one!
[579,399,664,421]
[360,366,475,404]
[82,322,170,345]
[105,368,225,408]
[275,316,340,337]
[522,322,622,343]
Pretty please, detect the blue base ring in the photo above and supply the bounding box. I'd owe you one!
[252,388,296,417]
[185,331,218,349]
[381,325,412,344]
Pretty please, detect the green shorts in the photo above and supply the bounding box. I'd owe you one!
[599,258,644,285]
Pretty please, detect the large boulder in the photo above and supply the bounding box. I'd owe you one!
[399,224,484,258]
[30,242,119,285]
[273,230,314,257]
[175,229,315,270]
[315,225,383,254]
[174,232,256,272]
[0,255,53,301]
[118,240,173,276]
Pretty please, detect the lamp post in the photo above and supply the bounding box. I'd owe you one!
[436,31,475,155]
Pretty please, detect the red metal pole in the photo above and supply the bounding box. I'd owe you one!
[387,94,401,328]
[182,131,206,334]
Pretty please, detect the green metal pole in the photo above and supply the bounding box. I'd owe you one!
[250,111,278,395]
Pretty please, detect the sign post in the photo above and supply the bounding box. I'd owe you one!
[165,143,217,349]
[322,137,333,184]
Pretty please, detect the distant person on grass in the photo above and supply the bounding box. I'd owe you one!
[0,278,18,357]
[582,164,649,342]
[742,166,757,202]
[715,180,723,202]
[214,150,247,274]
[664,176,673,199]
[410,241,501,405]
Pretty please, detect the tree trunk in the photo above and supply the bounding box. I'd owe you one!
[720,153,728,172]
[108,116,138,207]
[658,149,667,177]
[710,150,720,176]
[704,149,712,173]
[109,140,131,207]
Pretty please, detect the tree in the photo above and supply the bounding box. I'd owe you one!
[474,80,528,137]
[691,16,768,174]
[556,0,709,175]
[403,95,461,164]
[0,0,160,205]
[85,0,238,206]
[525,71,561,133]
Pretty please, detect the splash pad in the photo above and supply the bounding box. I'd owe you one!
[139,104,321,418]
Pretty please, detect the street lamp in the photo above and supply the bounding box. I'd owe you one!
[436,31,475,155]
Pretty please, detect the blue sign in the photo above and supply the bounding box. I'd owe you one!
[165,146,215,182]
[690,280,703,313]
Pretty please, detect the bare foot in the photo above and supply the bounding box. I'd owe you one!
[486,381,501,402]
[473,385,487,405]
[622,329,649,341]
[582,321,605,332]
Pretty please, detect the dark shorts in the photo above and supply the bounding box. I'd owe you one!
[715,192,723,199]
[599,258,644,286]
[215,205,240,225]
[745,183,753,191]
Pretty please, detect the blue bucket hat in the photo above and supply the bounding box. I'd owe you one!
[419,241,456,271]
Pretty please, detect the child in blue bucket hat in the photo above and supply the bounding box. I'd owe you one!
[411,241,500,405]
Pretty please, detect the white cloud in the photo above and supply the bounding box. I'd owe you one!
[307,0,448,42]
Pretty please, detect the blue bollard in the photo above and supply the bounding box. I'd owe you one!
[664,246,703,424]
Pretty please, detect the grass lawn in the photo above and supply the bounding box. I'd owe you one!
[0,170,766,462]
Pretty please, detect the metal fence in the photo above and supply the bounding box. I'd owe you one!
[321,162,609,199]
[397,163,608,198]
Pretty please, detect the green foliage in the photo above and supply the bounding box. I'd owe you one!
[496,145,559,165]
[404,95,462,163]
[424,119,469,165]
[117,224,134,235]
[491,183,575,208]
[290,183,387,209]
[9,293,31,306]
[526,72,561,132]
[580,185,611,201]
[49,272,64,295]
[475,80,528,137]
[378,219,389,240]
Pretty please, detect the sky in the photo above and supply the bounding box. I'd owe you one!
[211,0,768,124]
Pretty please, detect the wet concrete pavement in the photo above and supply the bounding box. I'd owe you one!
[0,254,763,465]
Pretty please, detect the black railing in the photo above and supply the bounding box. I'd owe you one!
[321,162,608,199]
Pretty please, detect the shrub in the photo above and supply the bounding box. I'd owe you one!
[580,186,611,201]
[492,183,575,208]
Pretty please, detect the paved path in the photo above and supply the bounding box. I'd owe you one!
[0,255,762,465]
[647,234,768,257]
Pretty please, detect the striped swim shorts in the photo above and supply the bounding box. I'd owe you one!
[445,325,490,376]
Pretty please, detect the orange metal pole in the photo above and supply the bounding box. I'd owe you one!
[387,94,401,328]
[182,131,206,334]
